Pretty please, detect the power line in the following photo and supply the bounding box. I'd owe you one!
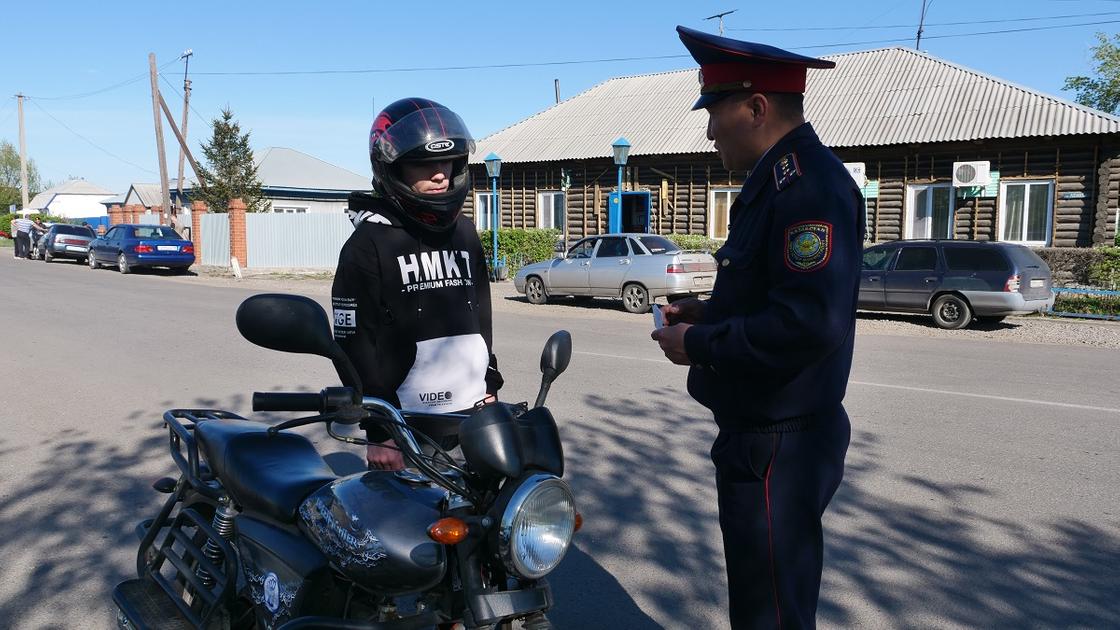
[23,58,180,101]
[789,18,1120,51]
[189,53,692,76]
[731,10,1120,32]
[28,99,157,175]
[159,74,213,129]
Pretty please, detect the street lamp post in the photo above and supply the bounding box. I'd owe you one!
[611,137,631,233]
[484,152,502,279]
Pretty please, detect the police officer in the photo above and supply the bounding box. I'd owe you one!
[651,26,864,630]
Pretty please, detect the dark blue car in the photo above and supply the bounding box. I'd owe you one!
[88,223,194,274]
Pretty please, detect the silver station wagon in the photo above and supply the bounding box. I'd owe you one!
[513,233,717,313]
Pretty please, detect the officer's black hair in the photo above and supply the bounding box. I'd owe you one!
[765,93,805,121]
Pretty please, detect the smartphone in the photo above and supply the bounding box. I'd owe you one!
[652,303,665,330]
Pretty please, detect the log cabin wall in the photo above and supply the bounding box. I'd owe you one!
[467,135,1120,247]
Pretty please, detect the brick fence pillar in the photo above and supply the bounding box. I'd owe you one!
[229,198,247,268]
[108,204,123,225]
[191,200,207,264]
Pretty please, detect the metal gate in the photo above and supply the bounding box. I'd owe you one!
[200,213,230,266]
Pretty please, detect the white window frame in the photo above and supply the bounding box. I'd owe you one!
[537,190,565,229]
[905,183,954,240]
[708,187,738,239]
[997,180,1053,246]
[474,192,497,231]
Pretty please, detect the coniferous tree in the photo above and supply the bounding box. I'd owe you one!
[196,108,268,212]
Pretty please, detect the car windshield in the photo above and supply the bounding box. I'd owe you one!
[55,225,94,236]
[133,226,182,240]
[638,236,680,255]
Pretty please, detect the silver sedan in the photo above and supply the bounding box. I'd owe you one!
[513,234,717,313]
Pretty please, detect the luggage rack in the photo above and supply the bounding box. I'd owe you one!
[163,409,249,501]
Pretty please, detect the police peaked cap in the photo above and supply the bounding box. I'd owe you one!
[676,25,835,110]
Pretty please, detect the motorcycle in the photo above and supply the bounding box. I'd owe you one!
[113,293,579,630]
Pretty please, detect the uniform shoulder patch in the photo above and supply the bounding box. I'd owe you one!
[784,221,832,272]
[773,153,802,191]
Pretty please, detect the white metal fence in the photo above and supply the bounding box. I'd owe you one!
[245,213,352,268]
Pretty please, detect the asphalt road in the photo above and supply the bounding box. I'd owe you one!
[0,255,1117,629]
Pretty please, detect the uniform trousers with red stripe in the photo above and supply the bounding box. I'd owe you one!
[710,407,850,630]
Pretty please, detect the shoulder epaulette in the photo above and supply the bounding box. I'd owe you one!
[773,153,802,192]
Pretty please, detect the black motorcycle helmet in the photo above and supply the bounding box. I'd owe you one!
[368,98,475,232]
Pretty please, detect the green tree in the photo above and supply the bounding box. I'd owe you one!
[1064,33,1120,114]
[195,108,268,212]
[0,139,44,210]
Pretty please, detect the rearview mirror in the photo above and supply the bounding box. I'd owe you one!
[235,294,363,390]
[533,330,572,408]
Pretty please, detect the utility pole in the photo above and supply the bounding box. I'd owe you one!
[554,79,560,104]
[705,10,736,36]
[16,94,29,209]
[176,49,193,212]
[149,53,172,217]
[916,0,931,49]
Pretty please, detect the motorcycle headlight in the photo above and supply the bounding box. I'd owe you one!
[497,474,576,579]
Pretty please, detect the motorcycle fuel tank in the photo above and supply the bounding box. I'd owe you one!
[298,471,448,594]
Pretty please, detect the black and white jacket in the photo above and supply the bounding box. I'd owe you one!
[331,192,502,438]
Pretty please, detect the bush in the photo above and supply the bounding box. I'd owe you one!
[479,228,560,274]
[665,233,722,253]
[0,212,65,235]
[1087,247,1120,289]
[1033,247,1120,288]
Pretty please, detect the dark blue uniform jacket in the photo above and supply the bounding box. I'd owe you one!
[683,122,864,431]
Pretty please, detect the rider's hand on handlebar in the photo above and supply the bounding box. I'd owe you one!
[661,298,707,325]
[367,439,405,471]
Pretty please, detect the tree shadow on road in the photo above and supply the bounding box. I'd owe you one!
[821,430,1120,628]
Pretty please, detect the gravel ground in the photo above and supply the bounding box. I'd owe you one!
[174,266,1120,350]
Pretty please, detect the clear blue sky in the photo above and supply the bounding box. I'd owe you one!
[2,0,1118,195]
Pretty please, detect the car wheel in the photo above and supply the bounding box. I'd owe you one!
[118,252,131,274]
[622,283,650,314]
[43,249,53,263]
[931,294,972,330]
[525,277,548,305]
[88,254,100,270]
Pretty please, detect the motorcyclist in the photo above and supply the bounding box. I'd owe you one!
[332,97,502,471]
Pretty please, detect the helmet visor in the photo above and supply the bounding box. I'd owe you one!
[372,107,475,163]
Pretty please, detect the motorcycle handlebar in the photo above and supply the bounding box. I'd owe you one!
[252,392,322,412]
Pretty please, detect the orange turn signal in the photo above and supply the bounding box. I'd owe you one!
[574,512,583,532]
[428,517,469,545]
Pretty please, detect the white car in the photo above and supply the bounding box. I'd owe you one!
[513,234,717,313]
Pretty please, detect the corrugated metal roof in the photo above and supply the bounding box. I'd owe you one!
[26,179,116,209]
[126,183,164,208]
[473,47,1120,164]
[254,147,369,192]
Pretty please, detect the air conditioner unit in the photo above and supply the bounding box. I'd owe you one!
[953,161,990,187]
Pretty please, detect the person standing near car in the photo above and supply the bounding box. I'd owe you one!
[12,215,33,259]
[332,98,503,471]
[650,26,864,630]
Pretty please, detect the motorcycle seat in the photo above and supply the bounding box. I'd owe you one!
[194,419,337,523]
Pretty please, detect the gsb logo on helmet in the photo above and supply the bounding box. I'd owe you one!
[425,139,455,153]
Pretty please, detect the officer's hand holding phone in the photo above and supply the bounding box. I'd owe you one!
[661,297,707,325]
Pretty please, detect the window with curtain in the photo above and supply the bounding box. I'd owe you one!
[709,188,737,239]
[474,193,495,231]
[537,191,565,229]
[906,184,953,239]
[1000,181,1052,245]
